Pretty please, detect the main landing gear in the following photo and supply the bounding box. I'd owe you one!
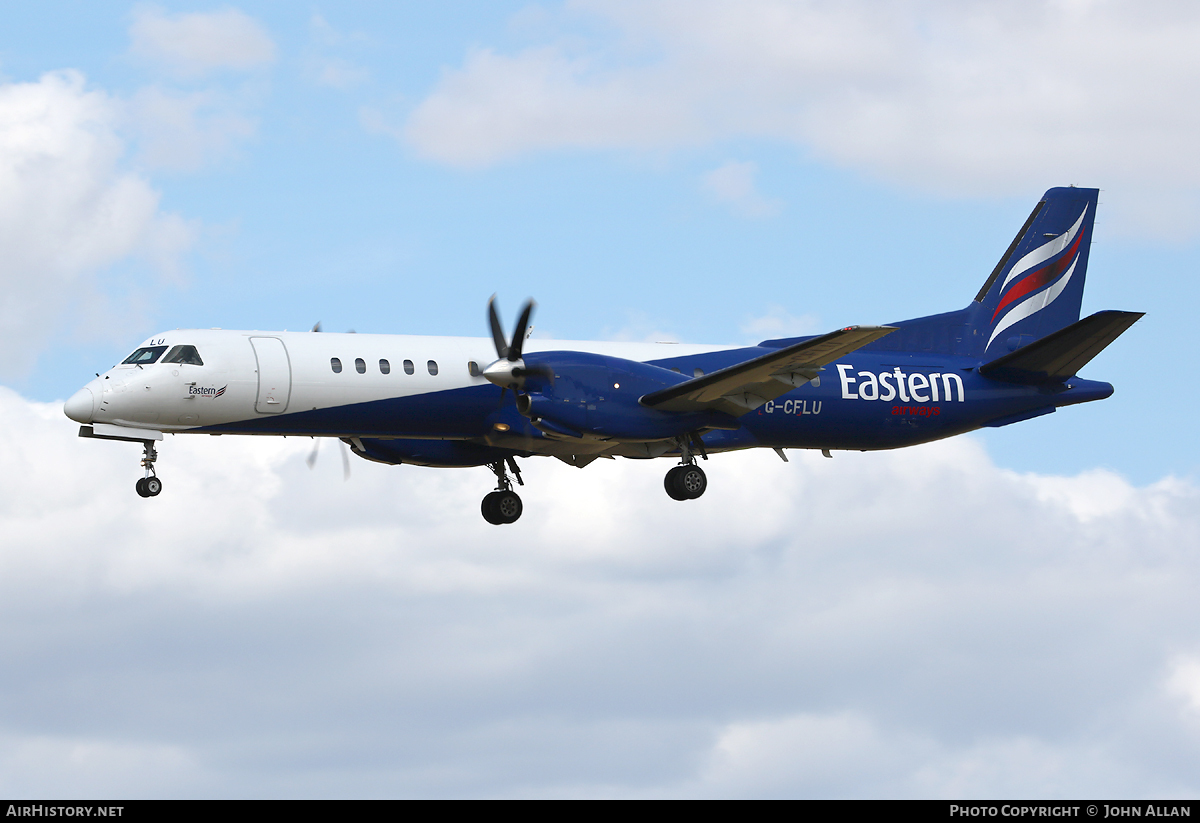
[664,433,708,501]
[482,457,524,525]
[135,440,163,498]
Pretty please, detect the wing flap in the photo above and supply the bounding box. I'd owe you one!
[641,325,895,414]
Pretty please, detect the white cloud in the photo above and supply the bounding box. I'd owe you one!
[739,304,822,341]
[702,160,783,217]
[128,86,257,171]
[122,8,270,170]
[403,0,1200,234]
[687,714,1129,798]
[129,5,277,78]
[3,384,1200,795]
[405,46,703,167]
[309,12,371,50]
[0,72,195,375]
[0,735,201,798]
[1168,656,1200,716]
[306,14,371,90]
[691,712,910,797]
[312,57,370,90]
[600,309,683,343]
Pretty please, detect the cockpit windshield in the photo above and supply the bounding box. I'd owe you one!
[163,345,204,366]
[121,346,168,365]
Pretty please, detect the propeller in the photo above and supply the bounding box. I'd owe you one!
[305,437,351,481]
[483,296,554,392]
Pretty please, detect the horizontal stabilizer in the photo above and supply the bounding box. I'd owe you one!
[978,310,1143,385]
[641,325,895,415]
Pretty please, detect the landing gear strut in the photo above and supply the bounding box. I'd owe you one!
[135,440,163,498]
[665,434,707,501]
[482,456,523,524]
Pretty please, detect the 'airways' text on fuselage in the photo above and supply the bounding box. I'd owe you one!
[836,365,965,402]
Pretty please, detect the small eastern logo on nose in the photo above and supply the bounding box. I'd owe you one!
[188,384,227,398]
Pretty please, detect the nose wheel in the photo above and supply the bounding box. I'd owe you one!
[482,457,524,524]
[135,440,163,498]
[136,476,163,498]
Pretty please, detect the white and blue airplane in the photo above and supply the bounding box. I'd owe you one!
[65,186,1141,524]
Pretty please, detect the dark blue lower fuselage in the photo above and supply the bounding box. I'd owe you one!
[198,347,1113,467]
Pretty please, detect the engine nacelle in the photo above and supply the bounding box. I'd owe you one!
[515,351,739,441]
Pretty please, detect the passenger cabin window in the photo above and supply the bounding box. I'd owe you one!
[427,360,439,376]
[403,359,414,375]
[162,345,204,366]
[122,346,167,365]
[693,367,705,378]
[379,359,391,374]
[468,360,481,377]
[331,357,342,373]
[355,358,366,374]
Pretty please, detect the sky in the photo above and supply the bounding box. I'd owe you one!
[1,0,1198,798]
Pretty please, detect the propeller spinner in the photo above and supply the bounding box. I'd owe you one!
[483,296,553,391]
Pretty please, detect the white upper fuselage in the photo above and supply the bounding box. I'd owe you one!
[65,329,727,433]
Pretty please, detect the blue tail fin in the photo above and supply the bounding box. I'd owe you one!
[971,186,1098,358]
[818,187,1100,360]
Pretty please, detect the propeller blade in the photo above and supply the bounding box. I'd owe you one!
[307,437,351,481]
[528,363,555,384]
[513,363,555,385]
[509,299,536,361]
[487,295,509,360]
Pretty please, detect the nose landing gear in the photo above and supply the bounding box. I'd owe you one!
[135,441,162,498]
[482,456,524,524]
[664,433,708,501]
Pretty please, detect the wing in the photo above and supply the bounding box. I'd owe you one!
[640,325,895,416]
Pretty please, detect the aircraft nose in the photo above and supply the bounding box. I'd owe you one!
[64,387,95,423]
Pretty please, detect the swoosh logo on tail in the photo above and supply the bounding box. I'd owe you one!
[991,225,1086,322]
[987,256,1080,348]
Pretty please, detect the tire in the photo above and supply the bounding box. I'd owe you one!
[495,490,523,524]
[664,466,689,501]
[481,492,503,524]
[678,465,707,499]
[135,478,150,498]
[145,476,163,497]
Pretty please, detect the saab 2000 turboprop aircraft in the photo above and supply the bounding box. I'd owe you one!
[65,186,1141,524]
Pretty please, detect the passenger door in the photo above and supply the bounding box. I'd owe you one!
[250,337,291,414]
